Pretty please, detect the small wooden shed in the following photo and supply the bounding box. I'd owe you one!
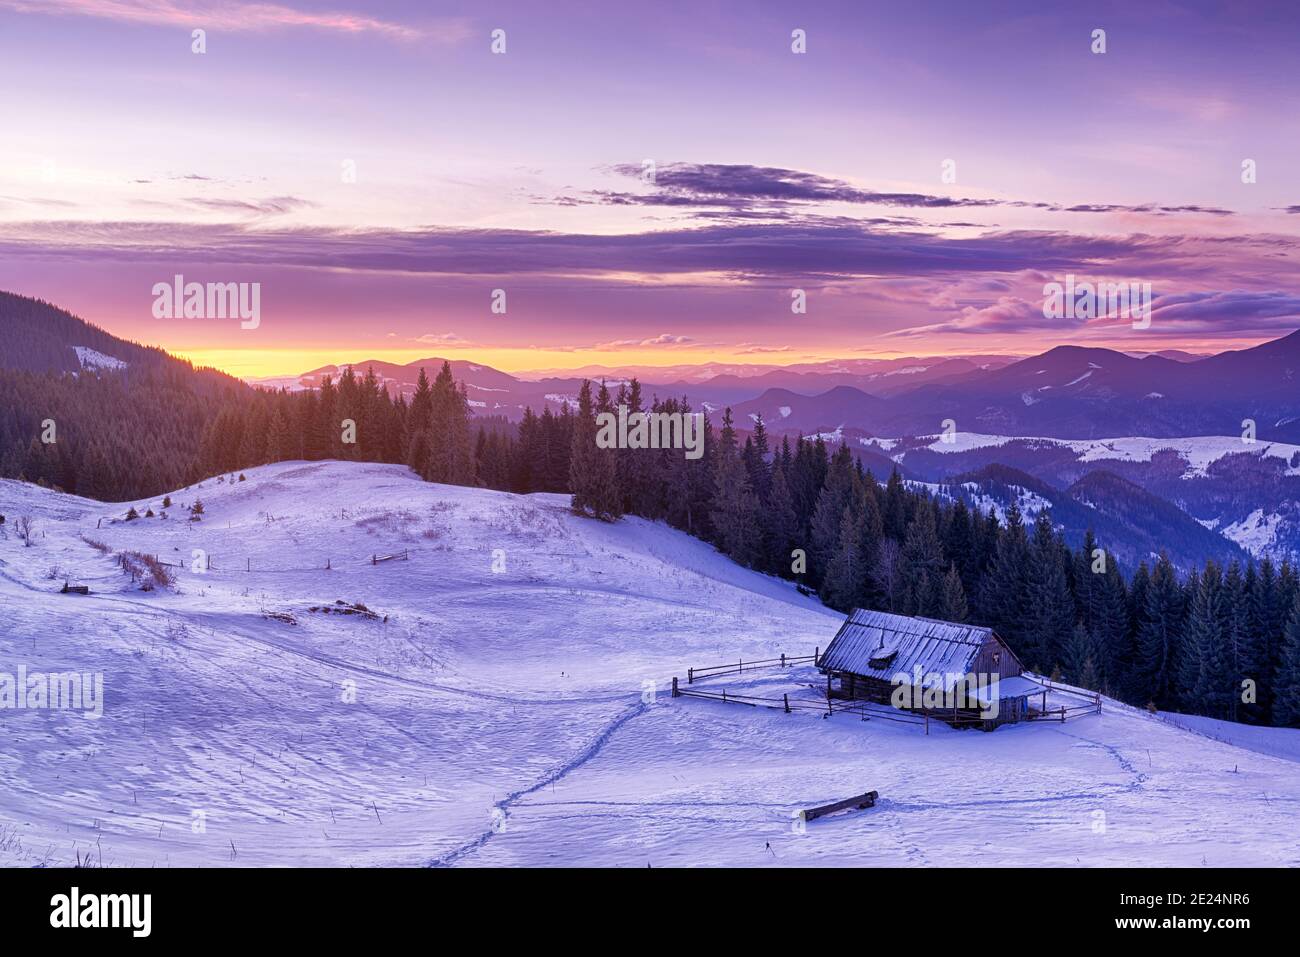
[818,609,1038,728]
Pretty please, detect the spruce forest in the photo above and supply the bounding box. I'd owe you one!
[4,350,1300,730]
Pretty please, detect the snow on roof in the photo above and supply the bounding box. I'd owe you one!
[820,609,994,681]
[964,674,1045,705]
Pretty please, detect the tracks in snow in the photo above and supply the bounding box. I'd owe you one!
[428,698,649,867]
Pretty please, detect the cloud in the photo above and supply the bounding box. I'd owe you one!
[185,195,316,216]
[888,289,1300,341]
[553,163,1237,220]
[412,332,479,347]
[1140,290,1300,335]
[591,334,700,349]
[0,0,468,43]
[3,220,1296,289]
[583,162,1051,214]
[1064,203,1234,217]
[884,296,1050,338]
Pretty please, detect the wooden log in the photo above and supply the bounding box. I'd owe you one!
[802,790,879,822]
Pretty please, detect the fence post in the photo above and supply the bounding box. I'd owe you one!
[688,667,693,685]
[814,646,820,666]
[326,557,331,570]
[722,689,727,703]
[672,676,679,698]
[781,653,786,668]
[739,658,743,675]
[783,693,790,714]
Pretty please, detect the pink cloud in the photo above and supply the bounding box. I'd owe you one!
[0,0,468,42]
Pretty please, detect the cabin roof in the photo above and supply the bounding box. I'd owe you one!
[819,609,999,682]
[963,673,1044,705]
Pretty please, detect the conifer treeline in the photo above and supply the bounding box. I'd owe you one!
[549,383,1300,728]
[6,361,1300,727]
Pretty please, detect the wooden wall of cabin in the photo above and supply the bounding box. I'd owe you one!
[971,637,1021,680]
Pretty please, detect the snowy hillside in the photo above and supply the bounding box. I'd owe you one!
[1,461,1298,867]
[73,346,127,373]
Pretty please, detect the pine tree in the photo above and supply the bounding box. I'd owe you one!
[568,380,620,520]
[266,405,291,463]
[938,563,968,622]
[820,506,867,611]
[709,409,759,566]
[1273,592,1300,727]
[1248,558,1286,723]
[1223,561,1250,722]
[895,501,946,616]
[1131,557,1180,707]
[809,444,857,587]
[1020,511,1074,673]
[407,367,432,473]
[1065,622,1100,690]
[1181,562,1235,719]
[980,501,1029,649]
[765,461,799,576]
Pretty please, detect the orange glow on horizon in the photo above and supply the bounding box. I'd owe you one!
[174,332,1280,381]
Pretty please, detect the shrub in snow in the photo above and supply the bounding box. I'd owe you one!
[119,551,174,591]
[14,515,35,547]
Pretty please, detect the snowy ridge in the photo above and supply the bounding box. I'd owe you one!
[884,432,1300,478]
[1,462,1297,866]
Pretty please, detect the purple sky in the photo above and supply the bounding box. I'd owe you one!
[1,0,1299,375]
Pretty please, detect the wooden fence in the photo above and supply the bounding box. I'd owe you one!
[673,683,992,729]
[120,548,411,573]
[671,654,1101,731]
[686,650,819,684]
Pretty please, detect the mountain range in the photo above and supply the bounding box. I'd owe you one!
[3,287,1299,568]
[254,331,1300,446]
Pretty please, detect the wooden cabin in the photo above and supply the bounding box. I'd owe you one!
[818,609,1041,729]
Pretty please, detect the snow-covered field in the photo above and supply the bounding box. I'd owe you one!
[1,461,1298,867]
